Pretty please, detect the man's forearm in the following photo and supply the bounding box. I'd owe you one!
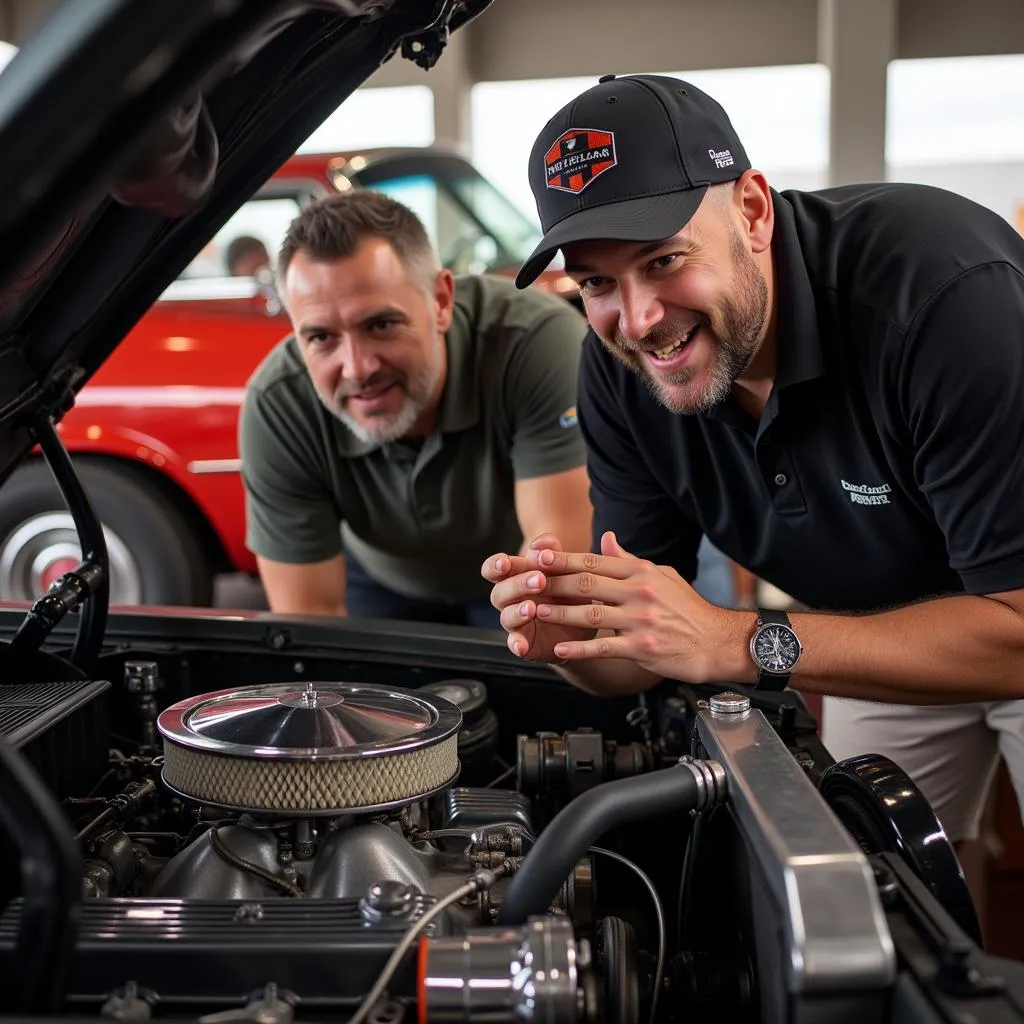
[718,593,1024,704]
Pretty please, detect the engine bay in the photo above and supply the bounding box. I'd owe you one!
[0,430,1018,1021]
[2,623,1024,1024]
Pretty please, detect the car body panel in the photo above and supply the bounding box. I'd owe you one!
[60,295,289,573]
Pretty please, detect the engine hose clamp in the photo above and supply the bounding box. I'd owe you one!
[677,757,728,810]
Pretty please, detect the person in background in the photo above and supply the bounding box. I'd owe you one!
[240,190,591,628]
[225,234,271,277]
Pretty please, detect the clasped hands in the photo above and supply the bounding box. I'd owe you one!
[481,530,752,685]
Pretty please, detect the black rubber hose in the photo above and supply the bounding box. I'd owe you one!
[36,417,109,675]
[8,417,110,675]
[209,825,302,898]
[0,731,82,1012]
[497,766,702,925]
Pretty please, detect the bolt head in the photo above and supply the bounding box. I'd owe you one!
[367,880,414,913]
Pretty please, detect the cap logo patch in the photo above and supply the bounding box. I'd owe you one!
[545,129,616,194]
[709,147,734,169]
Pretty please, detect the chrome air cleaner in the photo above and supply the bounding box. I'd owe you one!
[157,681,462,815]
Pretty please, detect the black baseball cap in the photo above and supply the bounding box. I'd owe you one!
[515,74,751,288]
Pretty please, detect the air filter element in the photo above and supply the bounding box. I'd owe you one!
[157,681,461,815]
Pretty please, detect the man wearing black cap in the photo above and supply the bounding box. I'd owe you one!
[482,74,1024,852]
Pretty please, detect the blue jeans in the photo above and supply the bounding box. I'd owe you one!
[344,553,500,629]
[692,537,736,607]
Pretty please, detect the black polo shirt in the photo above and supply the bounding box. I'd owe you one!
[578,183,1024,612]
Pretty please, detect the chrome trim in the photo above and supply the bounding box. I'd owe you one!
[676,756,728,810]
[422,916,580,1023]
[696,706,896,994]
[187,458,242,474]
[708,691,751,715]
[159,277,263,302]
[158,274,282,313]
[157,681,462,760]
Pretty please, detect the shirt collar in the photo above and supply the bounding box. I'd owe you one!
[770,189,826,389]
[329,291,480,458]
[434,296,480,433]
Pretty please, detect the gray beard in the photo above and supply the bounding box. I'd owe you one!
[318,334,445,445]
[325,392,424,445]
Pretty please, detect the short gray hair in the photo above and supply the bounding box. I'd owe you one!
[278,189,439,286]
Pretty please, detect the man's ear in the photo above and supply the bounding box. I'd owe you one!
[433,268,456,332]
[735,170,774,254]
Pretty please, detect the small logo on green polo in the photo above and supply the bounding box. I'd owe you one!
[559,406,578,428]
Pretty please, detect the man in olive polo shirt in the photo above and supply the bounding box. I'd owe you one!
[240,190,591,627]
[484,74,1024,855]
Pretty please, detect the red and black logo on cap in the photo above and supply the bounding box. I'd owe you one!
[544,129,616,194]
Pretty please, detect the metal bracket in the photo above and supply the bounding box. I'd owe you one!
[399,0,489,70]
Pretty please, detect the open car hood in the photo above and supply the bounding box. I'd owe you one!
[0,0,490,484]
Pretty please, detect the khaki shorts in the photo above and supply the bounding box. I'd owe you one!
[821,697,1024,843]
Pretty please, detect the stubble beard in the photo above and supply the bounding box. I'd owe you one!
[611,231,769,415]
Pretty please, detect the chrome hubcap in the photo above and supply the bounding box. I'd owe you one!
[0,512,142,604]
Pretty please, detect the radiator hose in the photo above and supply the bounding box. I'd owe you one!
[497,759,726,925]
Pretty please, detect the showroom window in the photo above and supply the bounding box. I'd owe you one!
[299,84,434,152]
[886,54,1024,228]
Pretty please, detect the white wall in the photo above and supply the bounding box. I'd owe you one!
[889,162,1024,228]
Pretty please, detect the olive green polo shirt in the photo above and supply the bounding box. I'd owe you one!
[239,274,588,601]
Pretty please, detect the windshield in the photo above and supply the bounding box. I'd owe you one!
[170,156,546,286]
[353,156,543,276]
[447,173,542,262]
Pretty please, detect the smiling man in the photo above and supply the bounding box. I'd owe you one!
[482,74,1024,853]
[240,190,591,628]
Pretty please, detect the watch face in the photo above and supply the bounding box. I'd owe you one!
[752,623,801,674]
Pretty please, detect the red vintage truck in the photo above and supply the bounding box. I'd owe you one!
[0,148,575,606]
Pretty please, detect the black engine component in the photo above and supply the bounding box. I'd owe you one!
[0,732,81,1014]
[876,851,1024,1022]
[420,679,498,787]
[75,777,157,843]
[597,916,641,1024]
[9,416,109,676]
[442,787,533,836]
[0,681,110,801]
[516,728,653,799]
[819,754,982,946]
[672,803,757,1022]
[499,760,726,925]
[81,831,138,900]
[0,894,438,1011]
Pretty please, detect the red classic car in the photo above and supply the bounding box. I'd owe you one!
[0,147,575,606]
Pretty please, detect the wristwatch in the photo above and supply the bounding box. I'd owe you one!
[749,608,802,690]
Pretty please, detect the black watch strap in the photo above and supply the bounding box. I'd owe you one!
[754,607,794,691]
